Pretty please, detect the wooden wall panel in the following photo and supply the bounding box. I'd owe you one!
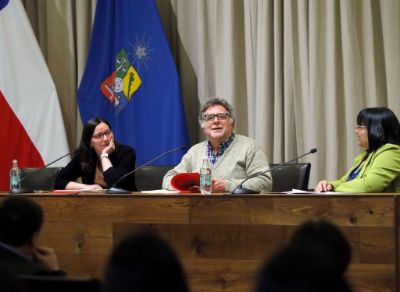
[348,264,395,292]
[188,196,394,226]
[0,194,397,291]
[184,258,261,292]
[34,195,191,223]
[33,195,191,278]
[113,223,289,260]
[113,222,397,292]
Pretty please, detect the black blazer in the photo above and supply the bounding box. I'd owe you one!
[54,143,137,191]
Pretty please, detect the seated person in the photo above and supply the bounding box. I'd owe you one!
[103,231,188,292]
[255,220,352,292]
[162,97,272,193]
[315,107,400,193]
[54,117,137,191]
[0,196,64,276]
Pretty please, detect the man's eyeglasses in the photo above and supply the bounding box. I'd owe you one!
[355,125,367,130]
[92,129,112,140]
[202,112,230,122]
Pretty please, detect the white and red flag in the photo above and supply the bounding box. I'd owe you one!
[0,0,69,190]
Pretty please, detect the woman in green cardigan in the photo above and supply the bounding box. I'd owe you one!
[315,107,400,193]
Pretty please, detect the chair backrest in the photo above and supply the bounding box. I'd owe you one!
[20,167,61,191]
[19,275,101,292]
[270,163,311,192]
[135,165,174,191]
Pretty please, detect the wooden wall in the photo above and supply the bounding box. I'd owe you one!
[1,194,398,292]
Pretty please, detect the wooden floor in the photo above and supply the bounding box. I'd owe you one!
[0,193,398,292]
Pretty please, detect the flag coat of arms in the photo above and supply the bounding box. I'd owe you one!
[78,0,189,165]
[0,0,69,190]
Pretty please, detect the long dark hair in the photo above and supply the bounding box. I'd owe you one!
[357,107,400,152]
[78,117,113,172]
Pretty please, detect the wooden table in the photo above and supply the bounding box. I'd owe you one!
[0,193,398,292]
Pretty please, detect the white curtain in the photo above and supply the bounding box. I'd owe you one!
[169,0,400,186]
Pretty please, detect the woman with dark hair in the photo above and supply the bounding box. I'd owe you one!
[54,117,137,191]
[315,107,400,192]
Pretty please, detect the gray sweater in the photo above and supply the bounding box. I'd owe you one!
[162,135,272,193]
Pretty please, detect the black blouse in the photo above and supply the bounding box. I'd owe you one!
[54,143,137,191]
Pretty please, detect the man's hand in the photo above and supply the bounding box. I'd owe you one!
[212,178,226,192]
[34,246,60,271]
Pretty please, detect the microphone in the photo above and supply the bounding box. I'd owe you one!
[10,150,77,194]
[106,145,188,194]
[231,148,317,195]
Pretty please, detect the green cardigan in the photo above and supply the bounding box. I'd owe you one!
[330,143,400,193]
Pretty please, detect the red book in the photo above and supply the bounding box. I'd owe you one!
[171,173,200,193]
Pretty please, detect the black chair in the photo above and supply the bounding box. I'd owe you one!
[20,167,61,191]
[19,275,101,292]
[270,163,311,192]
[135,165,174,191]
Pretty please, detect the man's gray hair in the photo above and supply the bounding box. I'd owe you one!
[198,97,236,126]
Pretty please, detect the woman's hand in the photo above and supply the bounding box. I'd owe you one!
[99,139,114,172]
[101,138,115,156]
[65,182,103,190]
[84,184,103,190]
[315,180,333,192]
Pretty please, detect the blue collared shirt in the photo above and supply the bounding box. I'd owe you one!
[347,157,367,181]
[207,133,235,166]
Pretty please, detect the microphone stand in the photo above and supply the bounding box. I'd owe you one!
[10,150,77,194]
[107,145,187,194]
[231,148,317,195]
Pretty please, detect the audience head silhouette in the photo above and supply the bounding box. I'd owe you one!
[0,196,64,276]
[255,220,352,292]
[103,231,188,292]
[0,196,43,247]
[290,220,351,276]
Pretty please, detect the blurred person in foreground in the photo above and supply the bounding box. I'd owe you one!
[0,196,64,276]
[315,107,400,193]
[54,117,137,191]
[103,231,188,292]
[162,97,272,193]
[254,220,352,292]
[0,267,29,292]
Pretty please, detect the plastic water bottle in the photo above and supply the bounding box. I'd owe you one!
[200,156,212,194]
[10,159,21,192]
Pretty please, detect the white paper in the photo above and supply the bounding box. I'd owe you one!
[285,189,338,194]
[140,189,180,194]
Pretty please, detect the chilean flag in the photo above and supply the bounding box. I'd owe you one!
[0,0,69,190]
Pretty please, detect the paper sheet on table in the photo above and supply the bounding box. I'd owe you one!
[140,189,180,194]
[285,189,337,194]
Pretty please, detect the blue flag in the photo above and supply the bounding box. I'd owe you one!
[77,0,189,165]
